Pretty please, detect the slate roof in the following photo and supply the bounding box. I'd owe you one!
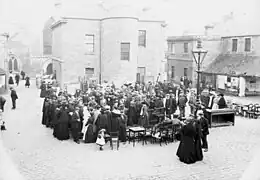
[204,54,260,77]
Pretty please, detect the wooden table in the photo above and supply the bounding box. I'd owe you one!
[204,108,235,128]
[128,127,145,147]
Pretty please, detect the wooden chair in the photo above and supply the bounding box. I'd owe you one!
[167,124,181,142]
[254,104,260,119]
[246,104,255,118]
[109,131,120,150]
[139,125,153,145]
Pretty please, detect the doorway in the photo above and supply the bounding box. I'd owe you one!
[136,67,145,83]
[46,63,53,75]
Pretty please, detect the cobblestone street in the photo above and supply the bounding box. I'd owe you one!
[1,80,260,180]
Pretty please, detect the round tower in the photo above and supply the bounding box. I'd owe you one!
[101,7,139,86]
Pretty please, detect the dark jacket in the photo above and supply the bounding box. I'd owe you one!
[11,90,18,100]
[200,117,209,135]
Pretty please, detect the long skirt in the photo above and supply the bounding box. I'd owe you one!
[54,122,70,140]
[176,137,197,164]
[71,121,81,141]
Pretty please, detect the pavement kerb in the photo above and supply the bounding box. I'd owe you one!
[0,133,26,180]
[240,147,260,180]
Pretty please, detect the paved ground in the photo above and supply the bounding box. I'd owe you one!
[1,80,260,180]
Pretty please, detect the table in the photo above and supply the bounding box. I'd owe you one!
[205,108,235,128]
[128,127,145,147]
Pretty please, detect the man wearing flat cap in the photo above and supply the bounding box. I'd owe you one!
[197,110,209,152]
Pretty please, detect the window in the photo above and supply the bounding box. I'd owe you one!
[137,67,145,83]
[168,42,175,53]
[121,43,130,61]
[232,39,238,52]
[138,30,146,47]
[85,68,94,76]
[245,38,251,52]
[85,34,94,53]
[171,66,175,78]
[184,42,188,53]
[184,68,188,76]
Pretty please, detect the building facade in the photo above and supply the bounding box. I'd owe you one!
[166,34,221,87]
[44,5,167,88]
[202,35,260,96]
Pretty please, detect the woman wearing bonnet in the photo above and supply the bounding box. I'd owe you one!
[176,116,203,164]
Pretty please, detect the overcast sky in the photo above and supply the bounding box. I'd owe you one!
[0,0,258,38]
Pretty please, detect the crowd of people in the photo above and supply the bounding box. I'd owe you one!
[40,78,229,164]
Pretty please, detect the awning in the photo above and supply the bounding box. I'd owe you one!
[0,68,6,75]
[203,54,260,77]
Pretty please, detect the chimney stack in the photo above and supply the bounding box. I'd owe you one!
[54,0,62,18]
[204,25,214,36]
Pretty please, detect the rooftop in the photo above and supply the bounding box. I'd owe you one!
[204,54,260,77]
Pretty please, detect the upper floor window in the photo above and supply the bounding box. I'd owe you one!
[168,42,175,53]
[171,66,175,78]
[85,34,94,53]
[245,38,251,52]
[138,30,146,47]
[232,39,238,52]
[184,42,188,53]
[121,43,130,61]
[184,68,188,76]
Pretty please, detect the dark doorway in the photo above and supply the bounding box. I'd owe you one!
[8,60,13,71]
[14,58,18,71]
[136,67,145,83]
[46,63,53,75]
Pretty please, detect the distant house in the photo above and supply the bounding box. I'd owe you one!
[166,33,221,88]
[202,35,260,96]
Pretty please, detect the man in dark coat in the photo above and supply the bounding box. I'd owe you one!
[0,96,6,112]
[10,87,18,109]
[70,107,81,144]
[20,71,25,80]
[15,74,20,86]
[217,94,227,109]
[165,94,172,118]
[25,76,30,88]
[197,110,209,152]
[178,93,188,118]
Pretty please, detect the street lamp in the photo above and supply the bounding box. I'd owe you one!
[192,39,208,117]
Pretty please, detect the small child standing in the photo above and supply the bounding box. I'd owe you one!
[96,129,106,150]
[0,109,6,131]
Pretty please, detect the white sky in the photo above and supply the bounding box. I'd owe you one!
[0,0,258,40]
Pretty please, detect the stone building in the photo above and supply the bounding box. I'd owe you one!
[43,1,167,88]
[165,33,221,87]
[201,12,260,96]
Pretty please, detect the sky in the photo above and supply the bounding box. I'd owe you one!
[0,0,258,48]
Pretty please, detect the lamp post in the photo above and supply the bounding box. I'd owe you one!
[191,39,208,117]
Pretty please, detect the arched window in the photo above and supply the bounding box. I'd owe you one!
[8,59,13,71]
[14,58,18,71]
[46,63,53,75]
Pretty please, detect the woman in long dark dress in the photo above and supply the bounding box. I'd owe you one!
[40,82,47,98]
[25,76,30,88]
[54,104,70,140]
[176,118,197,164]
[194,118,203,161]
